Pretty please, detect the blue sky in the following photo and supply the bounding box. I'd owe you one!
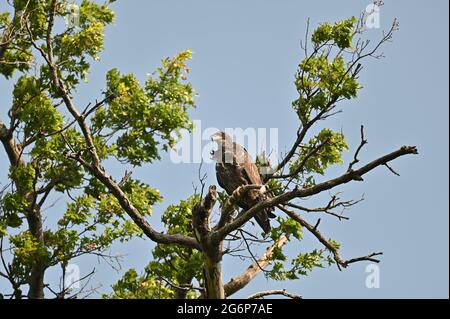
[0,0,449,298]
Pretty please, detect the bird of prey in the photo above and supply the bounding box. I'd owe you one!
[211,131,275,234]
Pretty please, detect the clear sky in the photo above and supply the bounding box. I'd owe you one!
[0,0,449,298]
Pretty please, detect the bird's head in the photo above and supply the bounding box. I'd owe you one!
[210,131,232,163]
[211,131,232,143]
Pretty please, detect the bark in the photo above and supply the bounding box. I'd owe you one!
[0,45,6,63]
[204,251,225,299]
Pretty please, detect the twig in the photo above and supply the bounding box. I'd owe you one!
[348,125,368,172]
[345,252,383,265]
[384,163,400,176]
[160,277,205,293]
[239,229,269,273]
[119,170,132,186]
[286,194,364,221]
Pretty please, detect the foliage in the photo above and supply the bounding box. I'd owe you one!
[290,129,349,176]
[293,17,361,124]
[0,0,195,298]
[0,0,402,299]
[95,50,195,166]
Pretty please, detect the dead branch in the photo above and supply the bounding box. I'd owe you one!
[384,163,401,176]
[224,235,288,298]
[247,289,302,299]
[348,125,368,172]
[193,185,218,241]
[286,194,364,221]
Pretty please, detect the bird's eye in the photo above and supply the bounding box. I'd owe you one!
[210,150,215,155]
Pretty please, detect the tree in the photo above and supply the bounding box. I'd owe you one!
[0,1,417,299]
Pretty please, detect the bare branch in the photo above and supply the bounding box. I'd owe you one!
[286,194,364,221]
[118,170,132,187]
[384,163,401,176]
[239,229,270,274]
[224,235,288,298]
[82,95,113,120]
[247,289,302,300]
[195,161,208,198]
[345,252,383,265]
[348,125,368,172]
[287,202,349,221]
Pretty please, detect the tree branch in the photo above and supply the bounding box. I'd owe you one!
[247,289,302,299]
[348,125,368,172]
[286,194,364,221]
[278,205,382,269]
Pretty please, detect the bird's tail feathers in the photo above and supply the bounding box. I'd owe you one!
[254,210,271,234]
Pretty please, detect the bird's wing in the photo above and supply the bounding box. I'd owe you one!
[232,142,263,186]
[216,163,247,195]
[234,142,276,219]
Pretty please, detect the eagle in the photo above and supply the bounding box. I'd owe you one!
[211,131,275,233]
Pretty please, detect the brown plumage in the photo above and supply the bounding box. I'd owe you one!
[211,132,274,234]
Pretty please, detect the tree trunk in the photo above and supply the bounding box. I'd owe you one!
[204,248,225,299]
[175,289,188,299]
[28,263,45,299]
[26,208,46,299]
[0,128,46,299]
